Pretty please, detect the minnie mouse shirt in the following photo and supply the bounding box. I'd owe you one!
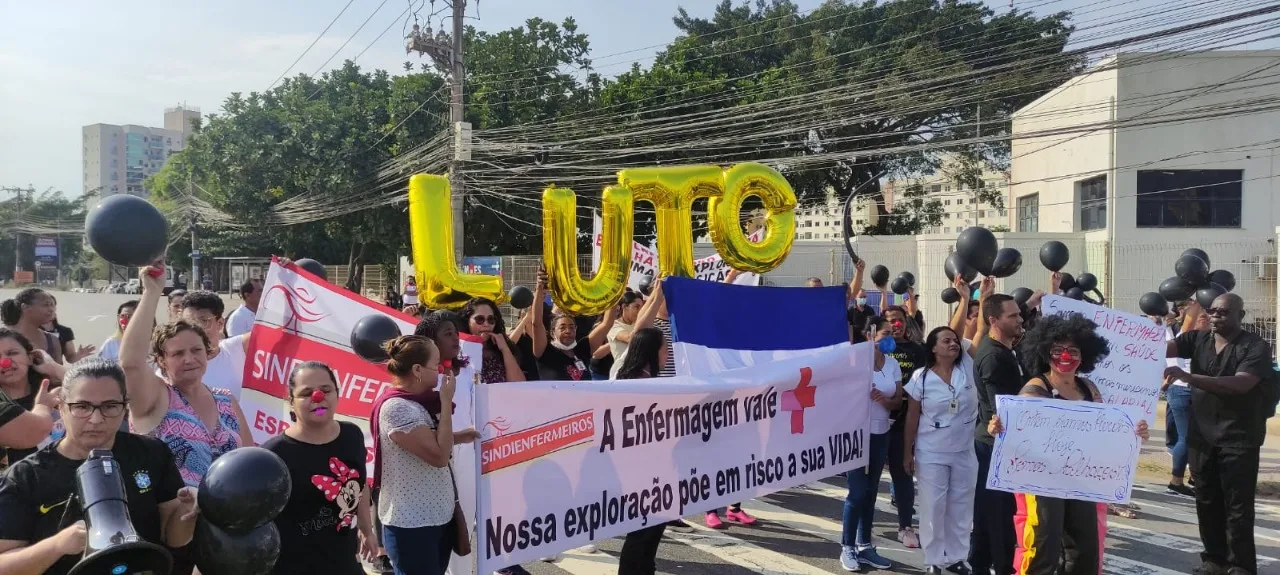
[263,421,367,575]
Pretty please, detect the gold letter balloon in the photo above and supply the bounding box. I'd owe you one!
[408,163,796,313]
[542,185,634,316]
[407,174,505,309]
[708,162,797,273]
[617,165,723,279]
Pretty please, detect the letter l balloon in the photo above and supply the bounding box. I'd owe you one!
[407,174,505,309]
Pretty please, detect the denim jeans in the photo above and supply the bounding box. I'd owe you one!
[1166,385,1192,479]
[842,432,889,547]
[383,522,454,575]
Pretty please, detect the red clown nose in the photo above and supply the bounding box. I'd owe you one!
[310,389,326,403]
[0,358,12,370]
[893,321,903,329]
[1059,351,1073,361]
[439,359,452,374]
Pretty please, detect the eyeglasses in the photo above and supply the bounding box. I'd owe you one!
[66,401,127,419]
[1050,346,1082,358]
[472,315,496,325]
[1205,307,1231,317]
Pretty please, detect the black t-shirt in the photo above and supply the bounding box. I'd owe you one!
[886,339,928,432]
[538,339,594,381]
[54,324,74,348]
[0,432,182,575]
[0,390,24,469]
[512,335,540,381]
[263,422,367,575]
[847,306,872,344]
[973,337,1027,444]
[1174,330,1274,448]
[0,379,41,467]
[591,350,613,379]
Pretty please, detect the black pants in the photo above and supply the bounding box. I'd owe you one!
[970,440,1016,575]
[887,426,915,529]
[618,523,667,575]
[1189,443,1260,574]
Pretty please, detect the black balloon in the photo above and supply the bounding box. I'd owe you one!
[890,276,910,295]
[192,518,280,575]
[350,314,402,362]
[956,227,999,275]
[944,253,978,283]
[1039,241,1070,272]
[1058,272,1076,291]
[990,247,1023,278]
[1158,276,1196,301]
[509,285,534,309]
[1195,283,1227,310]
[1208,269,1236,292]
[870,265,890,286]
[1076,272,1099,293]
[1065,287,1085,300]
[1181,248,1211,269]
[1010,287,1034,305]
[898,271,916,288]
[85,194,169,267]
[295,258,327,281]
[198,447,291,534]
[941,287,961,304]
[1175,254,1210,287]
[1139,292,1169,317]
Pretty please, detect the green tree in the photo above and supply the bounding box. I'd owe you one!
[584,0,1077,235]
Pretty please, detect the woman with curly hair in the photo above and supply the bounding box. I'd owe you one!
[988,313,1149,575]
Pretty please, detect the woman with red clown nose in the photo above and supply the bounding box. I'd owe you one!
[988,313,1149,575]
[263,361,378,575]
[0,327,66,467]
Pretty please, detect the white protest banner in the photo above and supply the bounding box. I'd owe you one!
[1041,295,1165,419]
[591,213,761,289]
[473,342,872,572]
[243,260,483,575]
[987,396,1143,503]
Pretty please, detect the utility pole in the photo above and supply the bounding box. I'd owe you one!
[410,1,471,261]
[188,179,200,289]
[1,186,32,278]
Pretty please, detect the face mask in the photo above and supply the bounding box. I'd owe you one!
[855,297,867,307]
[550,339,577,352]
[877,337,897,354]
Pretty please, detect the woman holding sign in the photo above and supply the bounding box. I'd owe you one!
[988,313,1149,575]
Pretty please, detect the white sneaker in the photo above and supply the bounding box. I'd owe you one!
[539,555,560,562]
[579,544,599,553]
[898,526,920,548]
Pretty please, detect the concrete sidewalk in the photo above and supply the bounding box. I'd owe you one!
[1140,399,1280,496]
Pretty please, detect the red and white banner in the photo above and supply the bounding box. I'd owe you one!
[243,260,484,575]
[473,342,872,572]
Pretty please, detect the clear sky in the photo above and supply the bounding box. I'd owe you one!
[0,0,1241,197]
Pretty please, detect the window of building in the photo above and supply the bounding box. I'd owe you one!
[930,185,942,194]
[1017,194,1039,232]
[1136,170,1242,228]
[944,199,951,206]
[803,232,812,240]
[1078,175,1107,231]
[998,208,1007,217]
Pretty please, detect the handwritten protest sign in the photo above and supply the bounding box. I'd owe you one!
[1041,295,1165,419]
[473,343,871,572]
[987,396,1143,503]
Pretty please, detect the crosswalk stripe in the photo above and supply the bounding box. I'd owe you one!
[1105,521,1279,566]
[662,526,838,575]
[550,548,619,575]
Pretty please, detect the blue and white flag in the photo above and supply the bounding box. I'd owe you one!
[663,276,851,376]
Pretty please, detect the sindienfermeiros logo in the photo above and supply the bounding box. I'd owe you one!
[479,411,595,474]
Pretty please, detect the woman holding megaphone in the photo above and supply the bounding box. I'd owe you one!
[0,358,199,575]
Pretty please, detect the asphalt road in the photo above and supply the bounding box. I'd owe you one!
[14,291,1280,575]
[0,288,243,350]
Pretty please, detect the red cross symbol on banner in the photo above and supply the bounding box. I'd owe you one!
[780,367,816,434]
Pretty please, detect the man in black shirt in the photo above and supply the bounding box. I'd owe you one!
[0,359,197,575]
[847,289,873,344]
[1165,293,1273,575]
[970,293,1026,575]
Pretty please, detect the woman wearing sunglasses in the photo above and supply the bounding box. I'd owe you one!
[988,313,1149,575]
[459,298,527,385]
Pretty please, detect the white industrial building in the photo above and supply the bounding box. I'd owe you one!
[1007,50,1280,337]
